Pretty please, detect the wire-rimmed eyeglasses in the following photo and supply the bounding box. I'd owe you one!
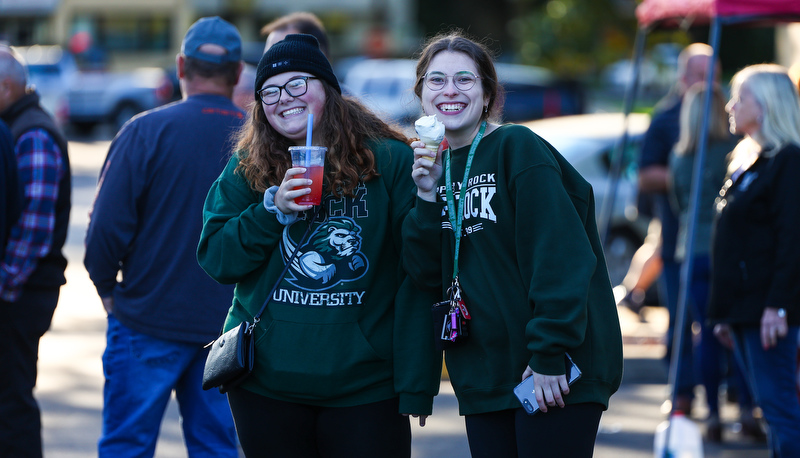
[257,76,318,105]
[423,71,480,91]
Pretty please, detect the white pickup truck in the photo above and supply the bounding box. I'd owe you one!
[67,67,175,133]
[16,45,176,134]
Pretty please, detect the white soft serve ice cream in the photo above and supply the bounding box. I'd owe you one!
[414,115,445,161]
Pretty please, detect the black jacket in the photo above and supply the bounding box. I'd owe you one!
[1,119,21,255]
[709,143,800,326]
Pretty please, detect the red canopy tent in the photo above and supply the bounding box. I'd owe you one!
[636,0,800,28]
[601,0,800,440]
[602,0,800,256]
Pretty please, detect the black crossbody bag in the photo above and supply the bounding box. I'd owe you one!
[202,206,321,393]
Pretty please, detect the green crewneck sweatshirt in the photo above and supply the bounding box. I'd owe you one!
[402,124,623,415]
[198,138,440,414]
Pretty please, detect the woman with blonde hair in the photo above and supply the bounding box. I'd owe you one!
[669,83,757,442]
[709,64,800,456]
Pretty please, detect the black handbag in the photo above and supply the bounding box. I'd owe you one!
[202,321,255,393]
[202,206,321,393]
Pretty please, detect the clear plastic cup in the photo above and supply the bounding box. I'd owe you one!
[289,146,327,206]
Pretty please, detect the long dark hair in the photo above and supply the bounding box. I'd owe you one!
[234,80,407,196]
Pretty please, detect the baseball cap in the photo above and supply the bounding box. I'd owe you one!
[181,16,242,64]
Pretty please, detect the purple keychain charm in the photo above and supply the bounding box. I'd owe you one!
[440,276,470,342]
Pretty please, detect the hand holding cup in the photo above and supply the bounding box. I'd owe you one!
[289,146,327,206]
[275,166,314,213]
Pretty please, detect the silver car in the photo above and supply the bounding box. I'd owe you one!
[521,113,652,287]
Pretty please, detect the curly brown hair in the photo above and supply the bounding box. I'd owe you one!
[234,81,408,196]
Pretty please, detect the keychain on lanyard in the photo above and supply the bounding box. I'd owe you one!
[440,121,486,342]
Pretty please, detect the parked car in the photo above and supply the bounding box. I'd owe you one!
[67,66,174,134]
[341,58,419,127]
[13,45,78,128]
[341,58,584,129]
[520,113,651,288]
[496,63,584,122]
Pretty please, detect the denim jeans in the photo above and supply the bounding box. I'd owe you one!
[99,315,237,458]
[733,325,800,458]
[661,259,696,398]
[688,255,753,415]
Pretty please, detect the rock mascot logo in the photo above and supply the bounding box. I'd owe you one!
[282,217,368,291]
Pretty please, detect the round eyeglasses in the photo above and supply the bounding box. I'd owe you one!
[257,76,317,105]
[423,71,480,91]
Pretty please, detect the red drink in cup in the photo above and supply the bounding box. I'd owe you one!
[296,165,324,205]
[289,146,327,206]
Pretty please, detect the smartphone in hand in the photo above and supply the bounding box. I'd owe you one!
[514,353,581,415]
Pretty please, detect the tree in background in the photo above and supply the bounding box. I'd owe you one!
[508,0,639,76]
[417,0,641,77]
[417,0,776,88]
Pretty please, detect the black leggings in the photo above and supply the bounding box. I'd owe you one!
[464,403,603,458]
[227,388,411,458]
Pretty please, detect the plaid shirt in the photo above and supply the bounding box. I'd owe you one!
[0,128,65,302]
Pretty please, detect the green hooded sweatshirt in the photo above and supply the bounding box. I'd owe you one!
[402,124,623,415]
[198,138,440,415]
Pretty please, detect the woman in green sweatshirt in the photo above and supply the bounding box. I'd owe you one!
[197,34,439,457]
[402,30,623,457]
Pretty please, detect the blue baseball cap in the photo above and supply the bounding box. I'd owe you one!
[181,16,242,64]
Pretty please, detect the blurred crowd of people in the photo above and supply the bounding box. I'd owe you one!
[1,10,800,458]
[617,41,800,456]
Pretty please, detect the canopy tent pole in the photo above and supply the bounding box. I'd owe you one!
[666,16,723,422]
[666,11,787,416]
[631,1,800,454]
[598,26,648,244]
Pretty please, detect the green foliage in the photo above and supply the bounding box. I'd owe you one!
[509,0,639,77]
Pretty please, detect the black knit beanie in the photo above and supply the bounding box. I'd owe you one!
[255,34,341,99]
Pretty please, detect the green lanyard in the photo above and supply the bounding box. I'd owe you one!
[444,121,486,280]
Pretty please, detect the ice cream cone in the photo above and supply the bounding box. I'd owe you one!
[415,115,445,162]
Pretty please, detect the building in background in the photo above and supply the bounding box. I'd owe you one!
[0,0,420,71]
[2,1,799,90]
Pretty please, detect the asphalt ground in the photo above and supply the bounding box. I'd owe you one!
[34,138,769,457]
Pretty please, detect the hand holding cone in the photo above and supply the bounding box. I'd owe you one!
[415,115,445,161]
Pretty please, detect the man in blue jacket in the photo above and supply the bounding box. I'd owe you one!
[84,17,245,457]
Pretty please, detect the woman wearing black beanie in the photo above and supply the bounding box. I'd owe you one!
[198,34,440,457]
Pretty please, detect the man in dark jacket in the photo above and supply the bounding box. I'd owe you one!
[1,119,21,256]
[0,45,72,458]
[83,17,244,457]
